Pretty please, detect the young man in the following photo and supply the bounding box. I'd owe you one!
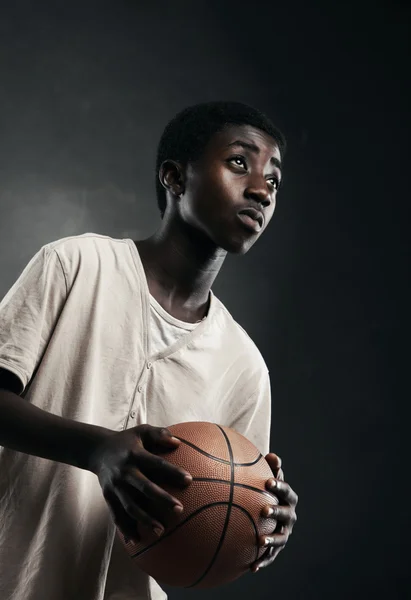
[0,101,298,600]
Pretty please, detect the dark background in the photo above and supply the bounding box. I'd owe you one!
[0,1,410,598]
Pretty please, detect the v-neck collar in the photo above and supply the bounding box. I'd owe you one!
[126,238,217,361]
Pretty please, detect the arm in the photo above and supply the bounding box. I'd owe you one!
[0,375,191,543]
[0,369,111,470]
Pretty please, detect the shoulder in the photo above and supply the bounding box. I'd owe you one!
[45,232,132,258]
[42,233,134,273]
[212,294,269,374]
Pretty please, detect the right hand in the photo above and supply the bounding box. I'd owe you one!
[89,424,192,543]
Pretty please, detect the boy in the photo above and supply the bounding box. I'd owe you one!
[0,101,297,600]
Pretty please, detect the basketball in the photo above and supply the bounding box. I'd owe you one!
[117,421,278,589]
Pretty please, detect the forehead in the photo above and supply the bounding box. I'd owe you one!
[205,124,281,160]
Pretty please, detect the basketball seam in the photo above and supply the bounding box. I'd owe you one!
[192,478,275,500]
[173,435,263,466]
[185,424,234,588]
[129,502,261,565]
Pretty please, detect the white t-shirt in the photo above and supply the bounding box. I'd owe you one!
[0,233,272,600]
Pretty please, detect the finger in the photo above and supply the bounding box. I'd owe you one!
[266,479,298,507]
[265,453,282,473]
[258,530,289,550]
[134,448,192,487]
[138,425,181,453]
[261,505,297,529]
[277,468,285,481]
[251,546,282,572]
[113,486,165,535]
[103,489,142,544]
[123,467,185,514]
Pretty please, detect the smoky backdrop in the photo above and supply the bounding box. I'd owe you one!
[0,1,409,598]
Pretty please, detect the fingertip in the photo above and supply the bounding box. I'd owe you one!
[263,505,274,517]
[267,452,281,466]
[159,428,179,443]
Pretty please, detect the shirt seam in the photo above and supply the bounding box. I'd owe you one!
[52,248,68,295]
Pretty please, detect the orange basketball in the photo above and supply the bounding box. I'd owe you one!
[118,421,278,589]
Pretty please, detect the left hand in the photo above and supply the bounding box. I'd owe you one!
[250,453,298,573]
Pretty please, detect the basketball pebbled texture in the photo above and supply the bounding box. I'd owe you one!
[117,421,278,589]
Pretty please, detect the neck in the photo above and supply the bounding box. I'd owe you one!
[135,212,227,311]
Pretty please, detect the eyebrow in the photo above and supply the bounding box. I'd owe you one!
[227,139,282,172]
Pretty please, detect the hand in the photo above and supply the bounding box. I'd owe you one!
[88,424,193,543]
[250,453,298,573]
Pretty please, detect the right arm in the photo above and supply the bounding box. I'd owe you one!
[0,368,112,471]
[0,368,191,542]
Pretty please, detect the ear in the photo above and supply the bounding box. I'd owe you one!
[158,160,185,197]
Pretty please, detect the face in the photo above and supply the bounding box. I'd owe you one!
[176,124,282,254]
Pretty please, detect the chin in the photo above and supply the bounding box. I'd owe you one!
[217,235,256,255]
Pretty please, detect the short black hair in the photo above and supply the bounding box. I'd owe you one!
[155,101,287,218]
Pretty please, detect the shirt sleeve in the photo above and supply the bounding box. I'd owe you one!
[0,245,68,392]
[228,368,272,457]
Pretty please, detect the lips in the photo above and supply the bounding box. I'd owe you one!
[238,207,264,227]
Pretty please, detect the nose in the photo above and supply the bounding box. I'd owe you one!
[244,178,272,208]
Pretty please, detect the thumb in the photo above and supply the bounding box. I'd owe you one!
[154,427,181,451]
[139,425,180,453]
[158,427,180,444]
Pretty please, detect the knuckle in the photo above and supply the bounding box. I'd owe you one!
[156,456,167,469]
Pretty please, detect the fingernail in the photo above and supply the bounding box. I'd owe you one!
[184,474,193,483]
[264,537,272,546]
[266,507,274,517]
[170,436,180,442]
[153,526,164,537]
[270,479,277,488]
[173,504,183,514]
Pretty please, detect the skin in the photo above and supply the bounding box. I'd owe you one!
[135,124,298,572]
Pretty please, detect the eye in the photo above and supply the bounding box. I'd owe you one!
[267,177,280,191]
[228,155,247,169]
